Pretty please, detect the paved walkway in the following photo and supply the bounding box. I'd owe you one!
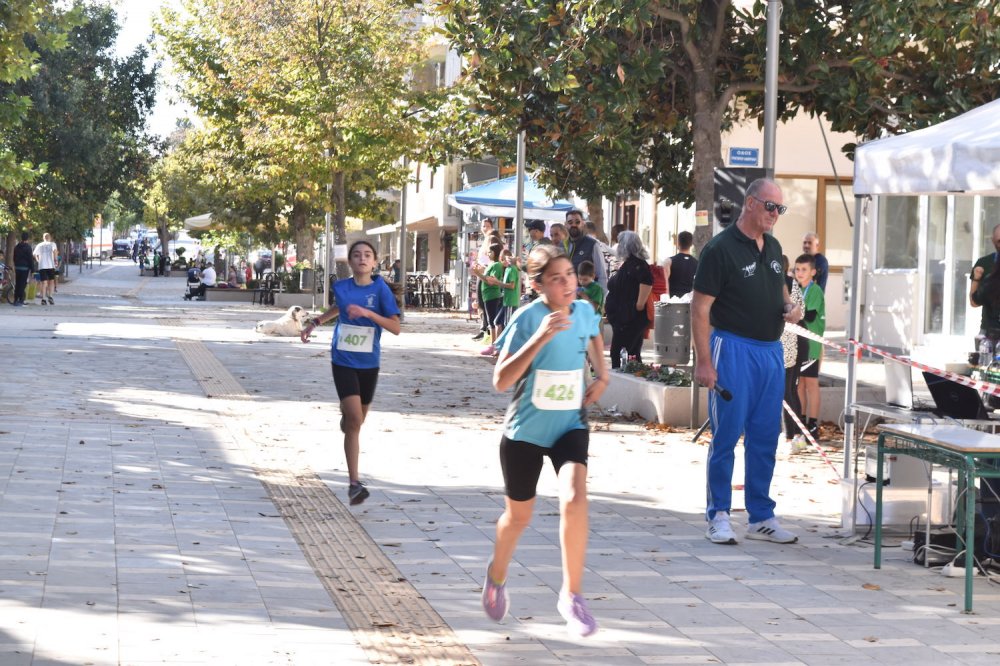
[1,262,999,665]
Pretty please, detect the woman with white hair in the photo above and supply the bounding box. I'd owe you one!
[605,231,653,369]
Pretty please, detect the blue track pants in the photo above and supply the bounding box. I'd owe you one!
[706,330,784,524]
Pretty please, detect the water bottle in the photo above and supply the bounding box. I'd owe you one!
[980,337,993,367]
[619,348,628,371]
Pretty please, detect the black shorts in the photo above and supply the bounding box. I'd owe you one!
[800,356,821,378]
[499,429,589,502]
[331,364,380,405]
[483,298,503,328]
[38,268,56,282]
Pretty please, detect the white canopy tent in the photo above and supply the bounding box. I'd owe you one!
[183,213,215,230]
[842,98,1000,528]
[853,98,1000,197]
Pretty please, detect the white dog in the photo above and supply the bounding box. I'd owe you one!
[255,305,308,336]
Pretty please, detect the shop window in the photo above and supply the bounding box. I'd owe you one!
[876,197,919,269]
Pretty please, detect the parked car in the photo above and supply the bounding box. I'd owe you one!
[112,239,133,259]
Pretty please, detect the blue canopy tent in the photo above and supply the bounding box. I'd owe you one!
[447,175,575,221]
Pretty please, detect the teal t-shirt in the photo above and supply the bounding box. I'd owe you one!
[801,281,826,359]
[481,261,504,301]
[502,265,521,308]
[496,299,601,446]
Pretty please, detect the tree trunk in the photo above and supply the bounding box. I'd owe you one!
[691,77,724,252]
[586,198,605,236]
[156,218,171,267]
[290,199,314,266]
[331,170,350,278]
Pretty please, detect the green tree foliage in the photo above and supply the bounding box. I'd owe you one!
[0,1,158,244]
[435,0,1000,244]
[0,0,74,192]
[156,0,428,275]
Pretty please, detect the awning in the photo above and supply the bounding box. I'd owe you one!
[366,216,458,235]
[447,175,574,221]
[183,213,215,230]
[853,97,1000,196]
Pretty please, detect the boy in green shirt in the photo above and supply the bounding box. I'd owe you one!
[793,254,825,441]
[577,260,605,314]
[479,244,506,356]
[499,250,521,329]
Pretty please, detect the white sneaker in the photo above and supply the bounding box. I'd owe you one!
[790,435,808,454]
[705,512,738,544]
[746,518,798,543]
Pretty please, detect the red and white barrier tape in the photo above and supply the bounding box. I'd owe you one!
[784,323,851,355]
[784,322,1000,398]
[782,402,841,479]
[848,339,1000,397]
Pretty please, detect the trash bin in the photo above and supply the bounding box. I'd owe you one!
[299,268,315,292]
[654,302,691,365]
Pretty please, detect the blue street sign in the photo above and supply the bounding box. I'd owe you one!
[729,147,760,166]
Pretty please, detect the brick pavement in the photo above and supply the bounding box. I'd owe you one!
[0,262,999,665]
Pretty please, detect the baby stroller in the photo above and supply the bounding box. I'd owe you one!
[183,267,201,301]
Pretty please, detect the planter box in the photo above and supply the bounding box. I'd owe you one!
[204,288,255,302]
[598,372,707,427]
[274,292,320,309]
[598,372,882,427]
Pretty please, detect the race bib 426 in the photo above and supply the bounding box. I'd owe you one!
[531,369,582,410]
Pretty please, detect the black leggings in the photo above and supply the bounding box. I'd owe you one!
[782,365,802,438]
[14,268,28,303]
[610,318,647,369]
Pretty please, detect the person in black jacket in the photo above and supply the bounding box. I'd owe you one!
[12,232,33,306]
[606,231,653,368]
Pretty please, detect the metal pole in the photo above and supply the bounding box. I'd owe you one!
[514,130,526,257]
[325,150,332,308]
[762,0,783,178]
[397,158,409,319]
[843,195,866,533]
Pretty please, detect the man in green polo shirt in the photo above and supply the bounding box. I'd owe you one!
[692,178,802,546]
[970,224,1000,335]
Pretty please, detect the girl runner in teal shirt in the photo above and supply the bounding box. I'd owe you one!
[480,244,608,638]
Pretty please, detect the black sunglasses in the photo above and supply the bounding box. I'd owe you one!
[749,195,787,215]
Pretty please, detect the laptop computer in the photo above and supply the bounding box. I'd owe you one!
[921,371,990,420]
[885,360,934,410]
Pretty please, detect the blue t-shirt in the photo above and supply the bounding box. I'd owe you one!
[330,275,400,369]
[495,299,601,446]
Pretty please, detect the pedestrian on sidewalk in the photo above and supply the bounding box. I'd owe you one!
[33,232,58,305]
[300,240,400,506]
[481,244,607,638]
[692,178,802,546]
[12,232,32,306]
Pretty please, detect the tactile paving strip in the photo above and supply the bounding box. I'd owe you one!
[174,335,479,664]
[174,338,251,400]
[261,470,479,666]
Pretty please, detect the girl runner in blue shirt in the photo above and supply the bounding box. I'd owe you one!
[301,240,401,505]
[481,244,608,637]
